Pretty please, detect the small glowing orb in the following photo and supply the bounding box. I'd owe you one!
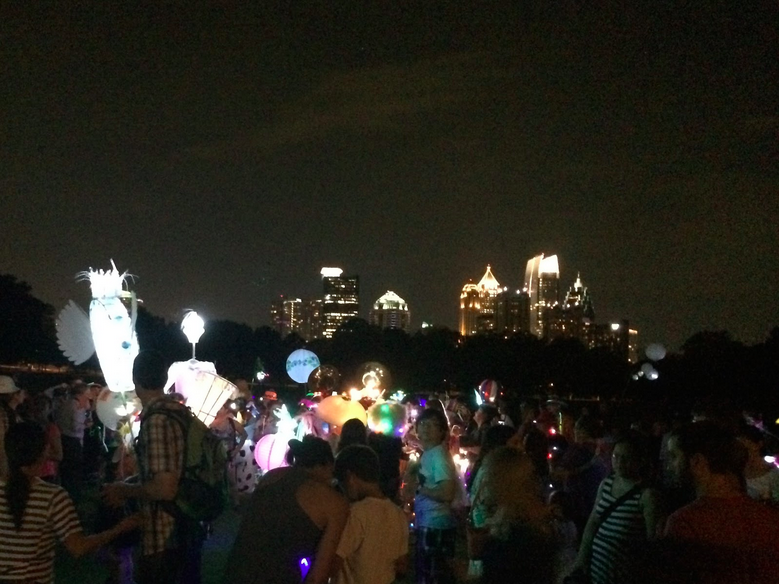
[478,380,500,403]
[95,388,141,430]
[181,311,205,344]
[640,363,659,380]
[286,349,320,384]
[357,362,391,391]
[611,323,621,331]
[645,343,667,361]
[366,401,406,437]
[307,365,340,394]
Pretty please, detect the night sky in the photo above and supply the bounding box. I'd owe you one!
[2,3,778,351]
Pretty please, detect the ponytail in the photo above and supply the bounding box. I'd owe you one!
[5,467,32,530]
[3,422,47,530]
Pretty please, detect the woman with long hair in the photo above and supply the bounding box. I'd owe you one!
[226,435,349,584]
[0,422,139,583]
[478,446,557,583]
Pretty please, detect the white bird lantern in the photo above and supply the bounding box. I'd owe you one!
[56,261,139,393]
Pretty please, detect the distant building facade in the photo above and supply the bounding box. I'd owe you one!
[459,265,501,336]
[495,288,530,333]
[270,295,303,337]
[524,254,560,338]
[321,267,359,339]
[299,299,323,341]
[370,291,410,331]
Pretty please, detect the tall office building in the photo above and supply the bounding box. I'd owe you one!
[495,288,530,333]
[524,254,560,338]
[299,299,323,341]
[459,280,480,336]
[270,295,303,337]
[321,267,359,339]
[547,273,595,340]
[582,320,633,362]
[370,291,410,331]
[459,265,501,336]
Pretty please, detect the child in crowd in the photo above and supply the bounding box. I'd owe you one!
[333,445,409,584]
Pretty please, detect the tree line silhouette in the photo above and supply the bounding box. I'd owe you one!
[2,273,778,419]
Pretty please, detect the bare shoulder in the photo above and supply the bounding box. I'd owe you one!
[257,467,292,489]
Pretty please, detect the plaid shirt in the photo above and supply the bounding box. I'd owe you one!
[137,396,186,555]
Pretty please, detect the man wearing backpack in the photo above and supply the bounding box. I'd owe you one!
[104,351,203,584]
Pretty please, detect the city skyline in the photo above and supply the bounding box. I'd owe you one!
[2,4,777,352]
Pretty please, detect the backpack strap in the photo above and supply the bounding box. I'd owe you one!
[140,400,192,471]
[595,481,643,528]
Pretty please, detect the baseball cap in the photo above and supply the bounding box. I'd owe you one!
[0,376,21,394]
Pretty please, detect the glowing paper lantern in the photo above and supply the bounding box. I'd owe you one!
[316,395,367,427]
[366,402,407,437]
[479,379,500,403]
[56,262,140,392]
[181,311,206,358]
[357,362,391,390]
[254,433,290,472]
[165,359,218,399]
[185,370,238,426]
[286,349,320,384]
[254,405,297,471]
[307,365,340,394]
[95,388,141,431]
[640,363,659,381]
[645,343,667,362]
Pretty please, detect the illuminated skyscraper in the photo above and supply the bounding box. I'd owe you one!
[370,291,410,331]
[459,265,501,335]
[459,280,480,336]
[321,267,359,339]
[270,295,303,337]
[524,254,560,338]
[299,299,323,341]
[548,273,595,340]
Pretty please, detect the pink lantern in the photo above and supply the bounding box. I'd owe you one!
[254,433,290,472]
[479,379,501,403]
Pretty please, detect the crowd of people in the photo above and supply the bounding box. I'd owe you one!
[2,358,779,583]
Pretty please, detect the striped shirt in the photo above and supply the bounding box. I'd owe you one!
[0,478,82,583]
[590,476,646,584]
[136,396,185,555]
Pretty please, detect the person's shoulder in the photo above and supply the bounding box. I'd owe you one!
[316,483,349,516]
[31,478,69,500]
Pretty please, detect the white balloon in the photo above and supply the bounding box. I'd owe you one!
[95,388,141,431]
[645,343,667,361]
[286,349,320,384]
